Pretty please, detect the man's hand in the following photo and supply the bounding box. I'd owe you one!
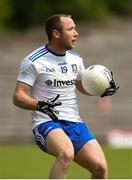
[37,94,62,121]
[101,72,119,98]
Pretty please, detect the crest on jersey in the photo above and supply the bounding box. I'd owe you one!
[71,64,78,73]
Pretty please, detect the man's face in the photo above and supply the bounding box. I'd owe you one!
[59,17,79,50]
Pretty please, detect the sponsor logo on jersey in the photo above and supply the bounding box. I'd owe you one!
[41,67,56,72]
[45,79,76,87]
[46,68,55,72]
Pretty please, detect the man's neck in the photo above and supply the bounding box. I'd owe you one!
[47,43,66,55]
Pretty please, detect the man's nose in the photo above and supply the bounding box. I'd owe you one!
[74,30,79,37]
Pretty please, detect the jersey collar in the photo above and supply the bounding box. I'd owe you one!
[45,44,66,57]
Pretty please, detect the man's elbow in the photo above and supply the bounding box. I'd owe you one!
[13,93,21,107]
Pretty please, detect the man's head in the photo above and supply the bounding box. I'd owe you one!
[45,14,78,50]
[45,14,71,41]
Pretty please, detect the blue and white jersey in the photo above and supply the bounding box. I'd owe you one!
[17,44,85,128]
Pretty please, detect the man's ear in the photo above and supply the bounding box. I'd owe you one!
[52,30,60,39]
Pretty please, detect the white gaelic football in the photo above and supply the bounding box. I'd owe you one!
[82,65,113,96]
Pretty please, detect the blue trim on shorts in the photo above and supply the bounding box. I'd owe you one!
[33,120,95,154]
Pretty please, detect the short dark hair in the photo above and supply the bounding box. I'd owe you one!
[45,14,72,41]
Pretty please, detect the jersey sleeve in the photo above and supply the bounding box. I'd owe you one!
[17,59,38,86]
[76,58,85,81]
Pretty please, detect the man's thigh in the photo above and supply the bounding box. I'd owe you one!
[33,121,74,155]
[46,128,74,157]
[74,139,107,172]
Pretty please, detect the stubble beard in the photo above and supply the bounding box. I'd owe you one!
[63,41,75,51]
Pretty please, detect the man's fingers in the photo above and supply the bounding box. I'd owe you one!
[47,110,58,121]
[53,102,62,106]
[116,86,120,91]
[51,94,60,102]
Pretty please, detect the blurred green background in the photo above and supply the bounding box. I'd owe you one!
[0,0,132,179]
[0,0,132,30]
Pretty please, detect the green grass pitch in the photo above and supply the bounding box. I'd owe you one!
[0,144,132,179]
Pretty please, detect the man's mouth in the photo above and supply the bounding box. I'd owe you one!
[72,39,76,43]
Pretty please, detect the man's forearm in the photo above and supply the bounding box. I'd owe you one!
[13,91,38,110]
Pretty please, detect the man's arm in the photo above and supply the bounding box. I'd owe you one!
[13,81,62,121]
[76,80,92,96]
[13,81,38,110]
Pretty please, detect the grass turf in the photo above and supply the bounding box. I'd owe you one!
[0,144,132,179]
